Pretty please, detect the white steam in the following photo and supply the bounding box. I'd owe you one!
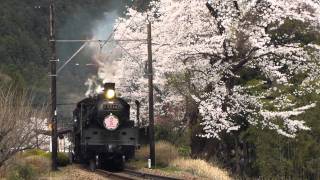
[85,11,125,97]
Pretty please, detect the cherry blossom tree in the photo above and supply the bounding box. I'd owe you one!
[109,0,320,139]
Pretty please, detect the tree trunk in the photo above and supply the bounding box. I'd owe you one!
[185,93,204,157]
[235,136,241,174]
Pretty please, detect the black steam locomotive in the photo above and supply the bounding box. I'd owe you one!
[72,83,145,170]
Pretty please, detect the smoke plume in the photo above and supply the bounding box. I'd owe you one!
[85,11,125,96]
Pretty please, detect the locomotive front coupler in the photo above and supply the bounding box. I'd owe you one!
[105,144,123,153]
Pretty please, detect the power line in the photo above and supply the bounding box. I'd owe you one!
[115,41,144,65]
[57,42,88,74]
[100,7,140,49]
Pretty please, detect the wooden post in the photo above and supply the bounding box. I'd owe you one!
[147,21,155,168]
[135,100,140,127]
[49,0,58,171]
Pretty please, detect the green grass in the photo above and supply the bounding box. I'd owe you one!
[157,166,180,172]
[22,149,70,167]
[22,149,47,157]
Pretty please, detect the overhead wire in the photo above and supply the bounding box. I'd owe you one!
[97,3,141,66]
[57,42,88,74]
[100,1,140,50]
[94,4,142,98]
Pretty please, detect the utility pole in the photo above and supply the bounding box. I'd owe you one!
[147,21,155,168]
[135,100,140,127]
[49,0,58,171]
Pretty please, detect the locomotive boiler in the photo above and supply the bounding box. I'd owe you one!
[72,83,144,170]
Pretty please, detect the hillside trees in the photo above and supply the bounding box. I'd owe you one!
[0,0,136,123]
[0,0,131,92]
[0,0,49,90]
[113,0,320,176]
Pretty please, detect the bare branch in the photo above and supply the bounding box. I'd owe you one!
[0,86,49,167]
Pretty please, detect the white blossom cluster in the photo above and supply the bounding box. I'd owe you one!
[109,0,320,138]
[260,103,315,138]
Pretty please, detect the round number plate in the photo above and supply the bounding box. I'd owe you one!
[103,114,119,130]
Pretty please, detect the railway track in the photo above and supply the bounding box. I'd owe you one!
[95,168,183,180]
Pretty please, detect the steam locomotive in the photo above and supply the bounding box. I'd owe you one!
[72,83,146,170]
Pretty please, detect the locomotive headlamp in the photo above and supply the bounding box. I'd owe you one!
[105,89,115,99]
[104,82,116,100]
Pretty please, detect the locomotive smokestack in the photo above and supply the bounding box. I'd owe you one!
[104,82,115,91]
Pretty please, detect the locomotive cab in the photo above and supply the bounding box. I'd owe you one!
[72,83,140,170]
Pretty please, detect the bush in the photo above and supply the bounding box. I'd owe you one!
[43,152,69,166]
[24,156,50,174]
[4,151,50,180]
[178,145,191,157]
[41,152,51,159]
[155,124,190,146]
[170,158,231,180]
[155,125,175,142]
[7,163,37,180]
[22,149,47,157]
[57,152,69,166]
[135,141,179,167]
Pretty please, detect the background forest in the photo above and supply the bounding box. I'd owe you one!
[0,0,320,179]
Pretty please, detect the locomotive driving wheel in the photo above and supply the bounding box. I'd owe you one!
[89,158,96,171]
[112,155,125,171]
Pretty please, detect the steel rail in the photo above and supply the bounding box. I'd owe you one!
[94,168,183,180]
[80,164,182,180]
[96,169,139,180]
[123,169,183,180]
[80,166,137,180]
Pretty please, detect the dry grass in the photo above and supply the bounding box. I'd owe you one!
[0,152,51,179]
[133,141,231,179]
[24,155,51,174]
[135,140,179,167]
[42,165,107,180]
[170,158,231,180]
[0,73,12,84]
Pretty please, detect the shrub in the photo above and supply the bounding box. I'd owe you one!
[7,163,37,180]
[155,125,175,142]
[135,141,179,167]
[22,149,47,157]
[57,152,69,166]
[154,123,190,146]
[178,145,191,157]
[135,145,149,160]
[170,158,231,180]
[43,152,69,166]
[24,155,50,174]
[40,152,51,159]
